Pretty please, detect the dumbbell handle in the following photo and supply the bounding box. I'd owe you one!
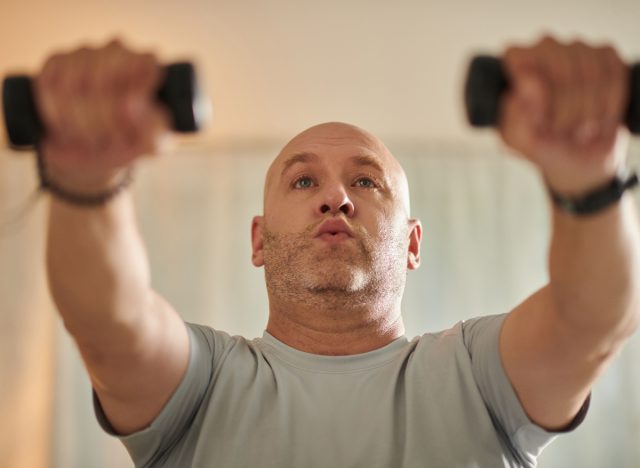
[2,62,204,149]
[464,56,640,134]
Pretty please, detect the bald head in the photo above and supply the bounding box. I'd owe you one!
[263,122,411,216]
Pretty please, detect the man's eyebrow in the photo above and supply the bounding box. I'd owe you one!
[280,152,319,177]
[279,151,386,178]
[350,154,385,173]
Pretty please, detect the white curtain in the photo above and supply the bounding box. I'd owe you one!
[2,139,638,467]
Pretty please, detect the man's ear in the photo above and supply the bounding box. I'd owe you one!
[407,219,422,270]
[251,216,265,267]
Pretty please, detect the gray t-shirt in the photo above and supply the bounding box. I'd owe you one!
[94,313,588,467]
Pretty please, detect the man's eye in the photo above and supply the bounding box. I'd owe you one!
[293,176,315,189]
[355,177,377,188]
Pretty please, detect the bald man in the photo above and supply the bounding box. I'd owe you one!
[42,37,639,467]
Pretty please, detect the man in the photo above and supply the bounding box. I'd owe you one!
[40,36,639,467]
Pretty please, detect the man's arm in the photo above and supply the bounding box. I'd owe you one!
[501,196,640,430]
[47,191,189,435]
[497,36,640,430]
[40,41,190,435]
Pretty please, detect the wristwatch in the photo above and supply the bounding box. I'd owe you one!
[548,170,639,216]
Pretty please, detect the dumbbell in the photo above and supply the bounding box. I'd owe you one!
[2,62,207,149]
[464,56,640,134]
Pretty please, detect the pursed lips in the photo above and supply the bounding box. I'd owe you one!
[314,219,355,242]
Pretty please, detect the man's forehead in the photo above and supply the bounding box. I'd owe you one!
[269,122,396,177]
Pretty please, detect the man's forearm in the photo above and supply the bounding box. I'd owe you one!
[548,194,640,354]
[46,191,153,350]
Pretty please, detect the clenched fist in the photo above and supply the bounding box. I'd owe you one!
[499,35,630,198]
[34,39,171,194]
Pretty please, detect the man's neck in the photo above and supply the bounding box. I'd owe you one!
[265,295,406,356]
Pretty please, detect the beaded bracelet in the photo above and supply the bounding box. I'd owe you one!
[35,147,133,207]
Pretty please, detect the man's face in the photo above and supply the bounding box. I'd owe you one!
[251,122,421,299]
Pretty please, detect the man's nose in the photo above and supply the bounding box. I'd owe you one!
[317,185,355,217]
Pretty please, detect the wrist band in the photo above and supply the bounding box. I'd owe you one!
[35,147,133,207]
[548,170,639,216]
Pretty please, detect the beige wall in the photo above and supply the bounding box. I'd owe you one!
[0,152,55,467]
[1,0,639,147]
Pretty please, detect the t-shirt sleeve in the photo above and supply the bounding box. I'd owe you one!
[461,313,590,465]
[93,322,222,467]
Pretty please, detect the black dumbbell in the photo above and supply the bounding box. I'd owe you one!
[464,55,640,134]
[2,62,205,149]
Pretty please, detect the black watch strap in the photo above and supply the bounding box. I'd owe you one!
[549,171,639,215]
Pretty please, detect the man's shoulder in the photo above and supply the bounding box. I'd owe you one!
[407,313,509,369]
[413,313,507,343]
[185,322,262,362]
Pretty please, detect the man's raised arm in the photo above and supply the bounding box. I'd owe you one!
[39,40,189,435]
[497,36,640,430]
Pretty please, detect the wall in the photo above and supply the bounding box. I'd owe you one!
[0,0,638,145]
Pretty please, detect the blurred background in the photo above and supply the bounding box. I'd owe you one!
[1,0,639,466]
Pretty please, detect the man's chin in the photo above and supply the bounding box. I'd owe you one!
[301,266,369,294]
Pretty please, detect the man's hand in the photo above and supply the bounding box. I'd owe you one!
[499,35,630,197]
[34,39,171,194]
[498,35,640,431]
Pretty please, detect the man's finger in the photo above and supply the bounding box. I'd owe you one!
[600,45,629,134]
[572,41,603,144]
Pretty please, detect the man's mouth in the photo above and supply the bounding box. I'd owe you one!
[316,231,352,243]
[314,218,355,240]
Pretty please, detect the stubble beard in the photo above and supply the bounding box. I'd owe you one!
[262,222,408,309]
